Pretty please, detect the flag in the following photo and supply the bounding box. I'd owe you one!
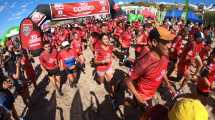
[184,0,189,22]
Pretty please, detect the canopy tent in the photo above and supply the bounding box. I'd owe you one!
[165,9,202,23]
[128,14,144,23]
[182,10,203,23]
[0,26,19,46]
[165,9,183,19]
[5,26,19,38]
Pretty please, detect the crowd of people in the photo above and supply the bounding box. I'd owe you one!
[0,15,215,120]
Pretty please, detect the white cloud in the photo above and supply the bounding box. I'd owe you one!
[0,5,5,12]
[21,4,27,8]
[8,15,21,21]
[10,2,17,8]
[8,8,27,21]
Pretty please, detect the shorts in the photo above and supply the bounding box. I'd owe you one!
[47,68,61,77]
[97,67,113,77]
[30,48,43,57]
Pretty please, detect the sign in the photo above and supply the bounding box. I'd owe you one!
[19,18,34,49]
[19,18,42,50]
[30,11,47,26]
[28,31,42,51]
[51,0,110,20]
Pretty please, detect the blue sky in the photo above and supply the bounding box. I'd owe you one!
[0,0,214,36]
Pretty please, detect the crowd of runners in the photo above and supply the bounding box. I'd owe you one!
[0,15,215,120]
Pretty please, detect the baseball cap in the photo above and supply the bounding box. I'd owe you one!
[149,26,176,41]
[61,41,70,48]
[168,98,208,120]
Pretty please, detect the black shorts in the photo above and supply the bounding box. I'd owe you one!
[30,48,43,57]
[66,68,78,74]
[47,68,61,77]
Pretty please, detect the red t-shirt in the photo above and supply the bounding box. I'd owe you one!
[129,52,169,100]
[191,41,205,58]
[180,41,204,61]
[71,39,83,55]
[198,63,215,93]
[170,35,183,59]
[135,32,148,53]
[91,38,101,50]
[114,27,124,37]
[95,43,113,71]
[58,49,77,69]
[39,49,58,70]
[199,45,211,61]
[21,55,36,81]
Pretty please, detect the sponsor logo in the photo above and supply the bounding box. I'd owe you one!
[31,11,45,23]
[23,25,32,36]
[73,3,95,13]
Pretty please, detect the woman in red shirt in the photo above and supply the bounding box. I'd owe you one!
[94,34,114,84]
[20,49,36,88]
[70,32,85,66]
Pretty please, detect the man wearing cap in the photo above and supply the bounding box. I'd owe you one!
[125,26,176,105]
[58,41,80,88]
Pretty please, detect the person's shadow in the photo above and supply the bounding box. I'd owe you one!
[22,76,58,120]
[70,89,84,120]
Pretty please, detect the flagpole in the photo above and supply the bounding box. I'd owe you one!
[185,0,189,23]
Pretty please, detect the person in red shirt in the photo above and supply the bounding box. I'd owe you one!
[199,41,213,65]
[167,30,185,77]
[94,33,114,84]
[119,25,132,65]
[58,41,80,88]
[39,42,62,96]
[125,26,176,106]
[177,31,204,92]
[197,48,215,97]
[70,32,85,69]
[89,32,101,54]
[135,24,150,58]
[113,22,124,48]
[20,49,36,88]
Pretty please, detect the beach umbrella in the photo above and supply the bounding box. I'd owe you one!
[128,14,138,23]
[141,9,156,19]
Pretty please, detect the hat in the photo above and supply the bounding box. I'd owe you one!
[61,41,70,47]
[149,26,176,41]
[168,98,208,120]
